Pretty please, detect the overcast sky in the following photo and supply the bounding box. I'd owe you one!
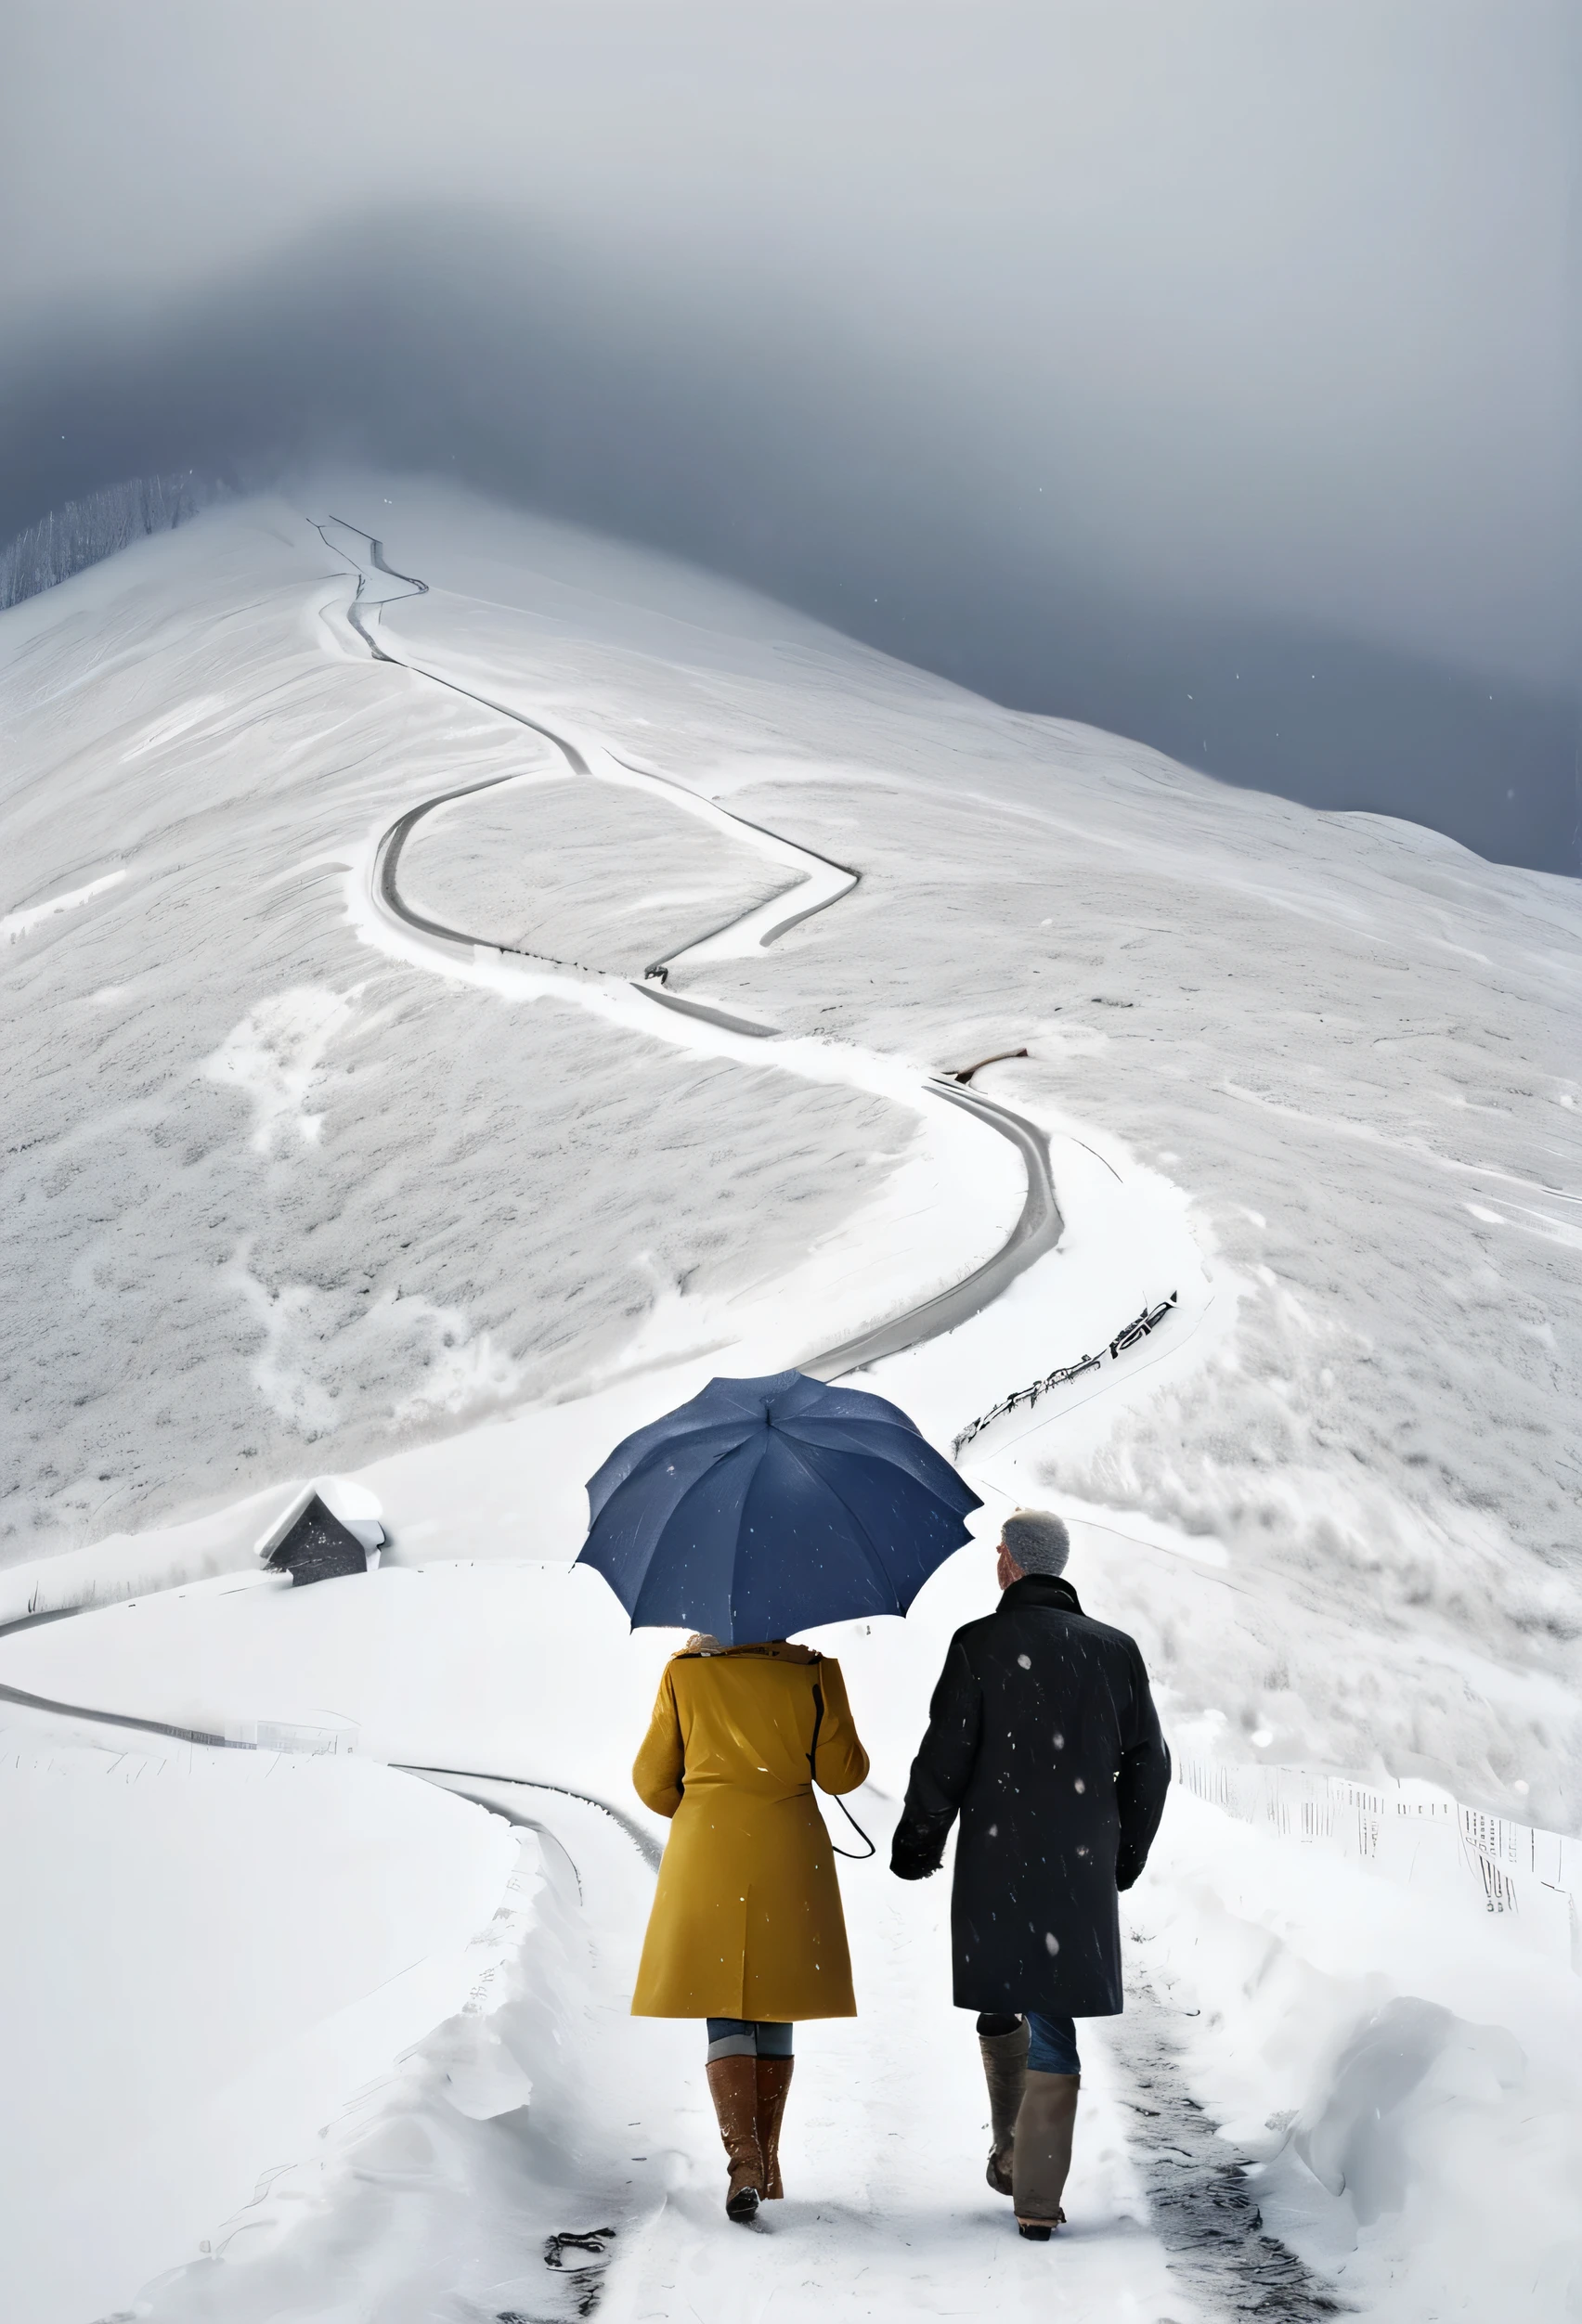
[3,1,1577,866]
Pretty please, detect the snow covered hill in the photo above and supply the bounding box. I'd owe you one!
[0,480,1577,2323]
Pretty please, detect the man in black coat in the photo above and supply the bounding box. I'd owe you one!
[890,1506,1170,2238]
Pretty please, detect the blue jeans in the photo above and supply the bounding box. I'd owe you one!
[978,2010,1082,2074]
[707,2017,795,2061]
[1027,2010,1081,2074]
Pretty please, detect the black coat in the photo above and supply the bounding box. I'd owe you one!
[891,1575,1170,2017]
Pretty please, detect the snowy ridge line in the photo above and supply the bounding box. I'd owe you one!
[952,1291,1179,1454]
[318,513,1069,1376]
[1178,1757,1581,1971]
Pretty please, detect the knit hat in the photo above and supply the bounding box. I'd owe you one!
[1001,1507,1070,1578]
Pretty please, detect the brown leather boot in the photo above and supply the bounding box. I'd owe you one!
[755,2055,795,2198]
[705,2055,765,2221]
[978,2018,1029,2196]
[1012,2071,1080,2237]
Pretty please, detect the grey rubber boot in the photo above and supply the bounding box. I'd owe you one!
[1012,2071,1080,2236]
[979,2018,1030,2196]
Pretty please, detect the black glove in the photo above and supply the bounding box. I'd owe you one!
[1115,1846,1143,1892]
[889,1817,948,1881]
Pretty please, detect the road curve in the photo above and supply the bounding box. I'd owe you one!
[803,1079,1060,1377]
[0,1675,250,1748]
[0,521,1061,1655]
[350,519,862,975]
[321,514,1064,1380]
[0,1666,661,1866]
[325,518,785,1038]
[395,1762,665,1869]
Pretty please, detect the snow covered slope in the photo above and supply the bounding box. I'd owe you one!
[0,478,1577,2321]
[0,1718,522,2324]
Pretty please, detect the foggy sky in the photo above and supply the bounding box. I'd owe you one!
[3,2,1577,871]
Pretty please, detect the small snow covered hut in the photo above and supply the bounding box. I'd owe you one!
[254,1479,385,1586]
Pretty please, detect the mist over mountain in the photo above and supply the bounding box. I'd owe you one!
[3,3,1576,869]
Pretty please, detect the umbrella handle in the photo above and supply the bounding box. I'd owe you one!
[809,1676,877,1862]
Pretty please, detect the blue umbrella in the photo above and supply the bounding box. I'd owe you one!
[577,1369,983,1645]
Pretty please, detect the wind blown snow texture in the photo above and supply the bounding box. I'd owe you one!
[0,479,1578,2324]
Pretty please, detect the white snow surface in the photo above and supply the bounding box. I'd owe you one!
[0,1715,521,2324]
[0,476,1578,2321]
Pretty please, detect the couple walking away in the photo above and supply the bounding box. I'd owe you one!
[627,1504,1170,2237]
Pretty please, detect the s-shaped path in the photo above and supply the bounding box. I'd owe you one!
[315,514,1060,1382]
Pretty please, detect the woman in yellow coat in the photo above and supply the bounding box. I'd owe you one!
[631,1633,870,2220]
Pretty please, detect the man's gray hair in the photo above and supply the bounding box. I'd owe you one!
[1002,1507,1070,1578]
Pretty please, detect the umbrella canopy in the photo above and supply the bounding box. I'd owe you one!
[577,1369,983,1645]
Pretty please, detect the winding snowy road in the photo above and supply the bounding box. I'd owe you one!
[301,517,1338,2324]
[317,515,1065,1379]
[0,508,1313,2324]
[6,485,1576,2324]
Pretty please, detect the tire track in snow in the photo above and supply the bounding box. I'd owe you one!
[314,513,1062,1377]
[1107,1961,1351,2320]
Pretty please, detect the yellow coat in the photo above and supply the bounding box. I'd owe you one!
[630,1643,870,2021]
